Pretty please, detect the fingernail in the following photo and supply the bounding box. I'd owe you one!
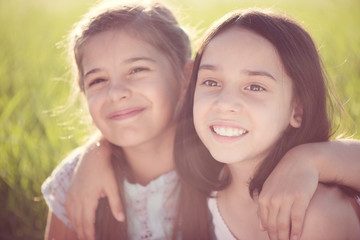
[292,235,298,240]
[259,221,265,231]
[116,212,125,222]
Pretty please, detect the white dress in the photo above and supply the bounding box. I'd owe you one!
[42,147,180,240]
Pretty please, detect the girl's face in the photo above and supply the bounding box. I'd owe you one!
[193,27,301,166]
[81,30,184,148]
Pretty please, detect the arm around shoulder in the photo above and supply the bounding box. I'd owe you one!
[45,211,79,240]
[300,184,360,240]
[316,139,360,191]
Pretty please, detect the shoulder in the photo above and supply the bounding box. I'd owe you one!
[301,184,360,239]
[42,147,83,197]
[41,147,84,227]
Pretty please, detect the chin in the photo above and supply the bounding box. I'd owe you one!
[106,137,137,148]
[209,152,238,164]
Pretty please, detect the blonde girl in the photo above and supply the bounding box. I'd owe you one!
[43,0,214,239]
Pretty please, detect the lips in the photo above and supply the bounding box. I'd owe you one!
[108,107,145,121]
[211,125,248,137]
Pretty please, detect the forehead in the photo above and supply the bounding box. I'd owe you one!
[81,29,154,54]
[79,29,171,70]
[204,27,278,60]
[199,27,296,96]
[201,27,286,78]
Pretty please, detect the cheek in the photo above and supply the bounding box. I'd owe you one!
[149,90,180,126]
[193,105,201,131]
[86,94,103,121]
[156,87,179,109]
[254,101,293,138]
[193,94,208,132]
[193,92,201,117]
[149,78,181,104]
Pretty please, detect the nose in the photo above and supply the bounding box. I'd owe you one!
[108,80,131,102]
[213,87,242,113]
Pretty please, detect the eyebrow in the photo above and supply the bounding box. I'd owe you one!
[84,68,102,78]
[83,57,156,78]
[124,57,156,64]
[199,64,218,71]
[243,70,277,81]
[198,63,277,82]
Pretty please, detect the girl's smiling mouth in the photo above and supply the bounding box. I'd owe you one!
[211,125,248,137]
[108,107,146,121]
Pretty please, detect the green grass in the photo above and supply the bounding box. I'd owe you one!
[1,0,359,239]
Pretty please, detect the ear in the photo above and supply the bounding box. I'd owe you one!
[289,100,303,128]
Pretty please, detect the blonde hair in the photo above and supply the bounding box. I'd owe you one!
[63,1,202,239]
[68,0,191,92]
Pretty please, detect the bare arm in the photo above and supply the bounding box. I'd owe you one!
[315,139,360,191]
[45,211,78,240]
[65,139,124,240]
[258,139,360,240]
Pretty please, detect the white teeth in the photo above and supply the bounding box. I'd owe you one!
[213,126,247,137]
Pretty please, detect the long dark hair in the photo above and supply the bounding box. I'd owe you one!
[175,8,334,200]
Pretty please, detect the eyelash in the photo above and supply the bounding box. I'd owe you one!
[245,84,266,92]
[201,79,221,87]
[200,80,266,92]
[88,78,106,87]
[87,66,150,86]
[130,67,149,74]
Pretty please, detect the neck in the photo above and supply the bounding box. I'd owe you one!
[224,160,259,200]
[216,159,268,239]
[122,125,176,185]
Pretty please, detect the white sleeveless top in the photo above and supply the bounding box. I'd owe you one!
[208,195,237,240]
[41,147,180,240]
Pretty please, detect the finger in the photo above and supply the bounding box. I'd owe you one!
[66,197,83,239]
[259,218,265,231]
[289,200,308,240]
[267,200,280,240]
[73,204,85,239]
[257,195,269,231]
[82,199,98,240]
[276,202,292,240]
[105,180,125,222]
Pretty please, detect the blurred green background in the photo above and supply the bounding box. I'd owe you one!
[1,0,359,239]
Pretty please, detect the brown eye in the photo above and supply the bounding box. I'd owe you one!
[89,78,106,87]
[245,84,265,92]
[130,67,149,74]
[202,79,221,87]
